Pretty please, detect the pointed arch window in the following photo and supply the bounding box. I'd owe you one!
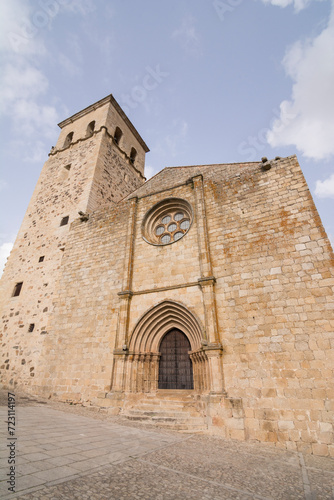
[130,147,137,164]
[114,127,123,145]
[86,121,95,137]
[63,132,73,148]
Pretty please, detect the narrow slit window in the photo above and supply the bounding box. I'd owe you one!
[13,282,23,297]
[114,127,123,145]
[28,324,35,332]
[130,147,137,164]
[63,132,73,148]
[60,216,69,226]
[86,121,95,137]
[39,256,45,262]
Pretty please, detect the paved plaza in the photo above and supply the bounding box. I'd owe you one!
[1,391,333,499]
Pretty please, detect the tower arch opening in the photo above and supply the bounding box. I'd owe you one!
[86,120,95,137]
[63,132,73,148]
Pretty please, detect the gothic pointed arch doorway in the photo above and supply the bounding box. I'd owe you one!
[111,300,217,394]
[158,329,193,390]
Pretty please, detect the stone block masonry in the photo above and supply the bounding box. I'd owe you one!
[0,94,333,457]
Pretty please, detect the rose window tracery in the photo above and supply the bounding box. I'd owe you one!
[142,198,193,246]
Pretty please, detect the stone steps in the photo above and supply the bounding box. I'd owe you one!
[121,391,208,432]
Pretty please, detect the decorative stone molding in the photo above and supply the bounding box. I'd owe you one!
[142,197,193,246]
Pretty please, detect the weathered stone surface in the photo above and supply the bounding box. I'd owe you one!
[0,95,333,457]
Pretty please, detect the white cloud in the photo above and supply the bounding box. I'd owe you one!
[144,164,159,180]
[0,242,14,276]
[0,1,60,153]
[261,0,326,12]
[172,16,202,56]
[0,0,48,56]
[0,0,90,159]
[315,173,334,198]
[328,232,334,248]
[0,64,49,113]
[7,95,58,139]
[266,1,334,160]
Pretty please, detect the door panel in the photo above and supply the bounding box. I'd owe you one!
[158,329,193,389]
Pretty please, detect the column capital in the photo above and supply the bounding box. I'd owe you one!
[198,276,216,287]
[203,343,223,354]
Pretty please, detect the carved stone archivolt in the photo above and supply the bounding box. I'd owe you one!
[111,300,215,393]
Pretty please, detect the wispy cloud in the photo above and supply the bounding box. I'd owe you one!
[62,0,96,16]
[144,164,158,180]
[260,0,327,12]
[172,16,202,56]
[266,0,334,160]
[0,241,14,277]
[0,0,89,164]
[315,173,334,198]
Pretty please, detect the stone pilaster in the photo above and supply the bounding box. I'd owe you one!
[114,197,137,350]
[111,197,137,391]
[193,175,224,393]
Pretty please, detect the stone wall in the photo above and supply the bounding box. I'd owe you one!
[26,154,333,455]
[1,111,332,458]
[0,96,147,392]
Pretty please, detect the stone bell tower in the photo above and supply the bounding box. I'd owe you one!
[0,95,149,390]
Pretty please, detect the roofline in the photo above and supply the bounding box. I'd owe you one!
[161,155,297,169]
[57,94,150,153]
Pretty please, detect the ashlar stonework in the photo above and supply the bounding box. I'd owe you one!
[0,95,333,457]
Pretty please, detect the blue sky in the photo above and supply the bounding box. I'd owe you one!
[0,0,333,273]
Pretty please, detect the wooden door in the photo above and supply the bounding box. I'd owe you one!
[158,329,193,390]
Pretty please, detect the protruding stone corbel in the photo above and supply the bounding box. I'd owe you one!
[260,157,272,171]
[78,211,89,222]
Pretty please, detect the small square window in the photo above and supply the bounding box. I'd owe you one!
[39,256,45,262]
[13,282,23,297]
[60,216,69,226]
[28,323,35,332]
[64,164,71,171]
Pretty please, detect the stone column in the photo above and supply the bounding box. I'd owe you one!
[151,353,160,392]
[198,277,219,344]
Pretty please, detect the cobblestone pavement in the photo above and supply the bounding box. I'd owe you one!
[1,390,334,499]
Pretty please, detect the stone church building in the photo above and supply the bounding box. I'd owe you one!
[1,95,333,457]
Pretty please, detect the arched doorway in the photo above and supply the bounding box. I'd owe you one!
[158,329,194,390]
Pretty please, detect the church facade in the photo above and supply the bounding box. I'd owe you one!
[1,95,333,457]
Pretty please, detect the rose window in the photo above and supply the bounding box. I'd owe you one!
[142,198,193,246]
